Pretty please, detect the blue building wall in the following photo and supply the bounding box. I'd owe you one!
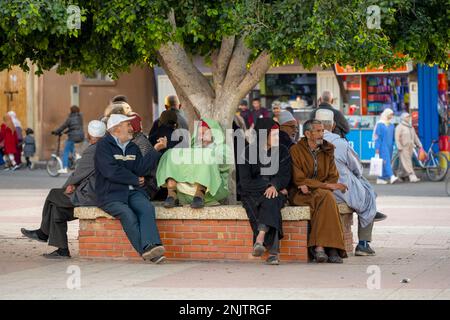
[418,64,439,152]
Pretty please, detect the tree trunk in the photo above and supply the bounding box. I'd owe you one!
[156,35,272,204]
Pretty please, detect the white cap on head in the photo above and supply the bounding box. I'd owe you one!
[88,120,106,138]
[107,114,136,130]
[278,110,296,125]
[315,109,334,123]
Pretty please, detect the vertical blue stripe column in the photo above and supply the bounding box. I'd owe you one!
[418,64,439,152]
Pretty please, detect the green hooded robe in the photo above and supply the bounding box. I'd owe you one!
[156,118,231,205]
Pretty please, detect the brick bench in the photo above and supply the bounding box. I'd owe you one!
[74,203,354,262]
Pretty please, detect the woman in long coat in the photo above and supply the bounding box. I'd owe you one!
[238,118,292,265]
[373,108,398,184]
[0,114,19,170]
[395,112,422,182]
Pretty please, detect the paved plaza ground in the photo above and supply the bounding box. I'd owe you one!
[0,169,449,299]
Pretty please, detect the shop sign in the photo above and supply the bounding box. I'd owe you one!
[335,62,413,75]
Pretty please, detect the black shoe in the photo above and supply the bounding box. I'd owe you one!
[374,212,387,222]
[355,244,376,256]
[43,248,71,259]
[326,249,343,263]
[21,228,48,242]
[190,196,204,209]
[142,244,165,261]
[163,196,179,208]
[265,255,280,265]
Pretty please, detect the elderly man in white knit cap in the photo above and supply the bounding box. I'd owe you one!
[278,110,299,149]
[21,120,107,259]
[315,109,387,257]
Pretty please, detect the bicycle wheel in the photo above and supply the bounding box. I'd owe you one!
[46,156,61,177]
[426,153,448,181]
[446,175,450,196]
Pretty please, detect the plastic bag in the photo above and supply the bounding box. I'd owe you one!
[369,154,383,176]
[418,148,427,162]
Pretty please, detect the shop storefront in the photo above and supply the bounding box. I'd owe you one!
[335,63,415,161]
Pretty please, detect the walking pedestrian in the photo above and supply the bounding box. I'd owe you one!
[373,108,399,184]
[0,113,19,171]
[52,106,85,174]
[7,111,23,167]
[395,112,423,182]
[23,128,36,169]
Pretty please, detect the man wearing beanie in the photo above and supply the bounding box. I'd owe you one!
[21,120,107,259]
[278,111,299,149]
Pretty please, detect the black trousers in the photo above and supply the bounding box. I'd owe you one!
[242,193,286,255]
[39,188,76,249]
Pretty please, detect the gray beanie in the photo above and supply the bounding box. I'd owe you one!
[278,110,296,125]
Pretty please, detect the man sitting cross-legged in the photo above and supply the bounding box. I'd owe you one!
[95,114,167,263]
[315,109,387,256]
[21,120,106,259]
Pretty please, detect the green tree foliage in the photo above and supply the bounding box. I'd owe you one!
[1,0,448,77]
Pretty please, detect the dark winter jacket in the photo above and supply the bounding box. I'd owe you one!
[310,103,350,138]
[23,135,36,157]
[94,133,161,207]
[55,112,85,142]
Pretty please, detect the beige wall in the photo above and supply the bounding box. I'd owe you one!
[37,66,155,160]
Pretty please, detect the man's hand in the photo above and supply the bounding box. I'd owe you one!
[280,189,288,196]
[264,186,278,199]
[138,177,145,187]
[326,183,348,193]
[64,185,76,194]
[154,137,168,151]
[298,185,310,194]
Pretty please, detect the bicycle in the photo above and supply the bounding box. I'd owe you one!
[46,131,81,177]
[391,140,449,182]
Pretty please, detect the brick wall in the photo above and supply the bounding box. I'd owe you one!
[78,218,309,262]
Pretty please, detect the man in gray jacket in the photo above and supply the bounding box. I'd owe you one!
[21,120,106,259]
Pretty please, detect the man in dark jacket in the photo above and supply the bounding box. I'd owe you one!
[21,120,106,259]
[250,98,270,125]
[96,114,167,263]
[52,105,85,174]
[278,110,299,149]
[310,91,350,138]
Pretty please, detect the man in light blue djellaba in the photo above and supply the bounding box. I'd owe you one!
[316,109,388,256]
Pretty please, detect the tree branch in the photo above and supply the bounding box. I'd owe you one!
[211,35,235,93]
[157,41,215,111]
[237,50,271,98]
[222,36,252,93]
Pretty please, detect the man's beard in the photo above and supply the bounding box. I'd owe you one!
[315,139,323,145]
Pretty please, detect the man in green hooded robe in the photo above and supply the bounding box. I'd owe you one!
[156,118,231,208]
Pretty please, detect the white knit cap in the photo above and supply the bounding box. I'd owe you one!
[278,110,296,125]
[315,109,334,123]
[88,120,106,138]
[106,114,135,130]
